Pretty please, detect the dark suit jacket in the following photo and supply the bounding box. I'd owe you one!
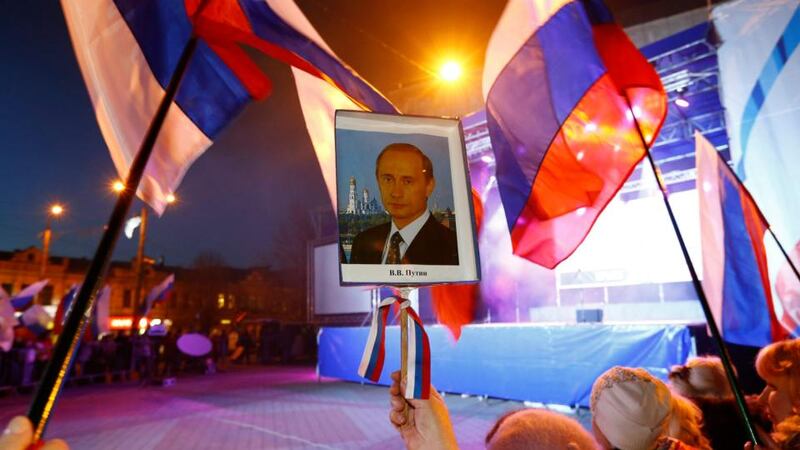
[349,214,459,265]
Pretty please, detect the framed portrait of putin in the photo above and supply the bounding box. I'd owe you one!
[335,110,480,286]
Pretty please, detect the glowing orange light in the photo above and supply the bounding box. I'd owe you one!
[109,317,134,330]
[438,60,463,82]
[165,193,177,204]
[50,204,64,217]
[112,180,125,193]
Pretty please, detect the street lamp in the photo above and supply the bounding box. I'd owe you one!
[41,203,65,279]
[111,180,125,193]
[114,184,178,327]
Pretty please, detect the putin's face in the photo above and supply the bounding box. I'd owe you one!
[377,148,434,229]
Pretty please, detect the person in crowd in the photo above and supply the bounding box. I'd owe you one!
[73,338,92,379]
[591,366,707,450]
[667,394,712,450]
[770,414,800,449]
[238,327,254,364]
[210,326,228,371]
[33,332,53,382]
[484,409,598,449]
[113,331,131,382]
[0,416,68,449]
[388,370,599,449]
[131,332,153,384]
[669,356,750,449]
[161,329,179,377]
[669,356,733,400]
[99,334,117,383]
[750,339,800,449]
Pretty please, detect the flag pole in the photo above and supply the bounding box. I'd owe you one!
[398,287,413,421]
[626,98,760,446]
[26,35,200,442]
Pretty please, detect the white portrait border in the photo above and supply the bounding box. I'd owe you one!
[335,110,481,286]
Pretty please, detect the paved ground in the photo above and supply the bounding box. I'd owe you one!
[0,366,588,449]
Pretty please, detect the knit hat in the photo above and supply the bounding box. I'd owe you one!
[591,366,672,450]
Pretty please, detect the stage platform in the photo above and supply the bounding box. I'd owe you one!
[318,323,694,407]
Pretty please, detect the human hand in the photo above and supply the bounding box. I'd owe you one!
[389,371,458,450]
[0,416,69,450]
[744,427,779,450]
[744,442,772,450]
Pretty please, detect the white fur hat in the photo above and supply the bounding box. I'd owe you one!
[590,366,672,450]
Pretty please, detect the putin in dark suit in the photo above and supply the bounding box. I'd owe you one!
[349,143,459,265]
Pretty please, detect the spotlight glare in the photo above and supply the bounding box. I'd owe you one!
[675,98,690,108]
[438,60,463,82]
[112,180,125,193]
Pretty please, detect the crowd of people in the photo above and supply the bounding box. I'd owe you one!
[388,338,800,449]
[1,336,797,449]
[0,322,316,391]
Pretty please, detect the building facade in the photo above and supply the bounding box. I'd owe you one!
[0,247,306,332]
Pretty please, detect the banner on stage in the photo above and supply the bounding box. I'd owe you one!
[335,111,480,285]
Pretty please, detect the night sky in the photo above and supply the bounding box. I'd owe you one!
[0,0,695,268]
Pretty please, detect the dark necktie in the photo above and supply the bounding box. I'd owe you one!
[385,232,403,264]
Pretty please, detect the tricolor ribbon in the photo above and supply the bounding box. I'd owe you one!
[358,296,431,399]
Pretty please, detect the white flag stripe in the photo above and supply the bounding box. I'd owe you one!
[61,0,211,215]
[482,0,572,99]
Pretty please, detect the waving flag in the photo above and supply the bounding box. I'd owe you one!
[775,242,800,337]
[483,0,666,268]
[21,306,53,337]
[61,0,396,214]
[0,289,15,352]
[696,132,788,346]
[141,274,175,317]
[53,284,79,334]
[10,280,49,311]
[430,189,484,340]
[89,285,111,339]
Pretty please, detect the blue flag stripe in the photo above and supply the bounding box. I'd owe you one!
[486,1,605,229]
[238,0,396,114]
[112,0,251,139]
[719,168,772,346]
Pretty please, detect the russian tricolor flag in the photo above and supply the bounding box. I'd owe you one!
[483,0,666,268]
[142,274,174,317]
[62,0,396,214]
[696,132,790,346]
[0,288,15,351]
[10,280,50,311]
[89,285,111,339]
[53,284,79,335]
